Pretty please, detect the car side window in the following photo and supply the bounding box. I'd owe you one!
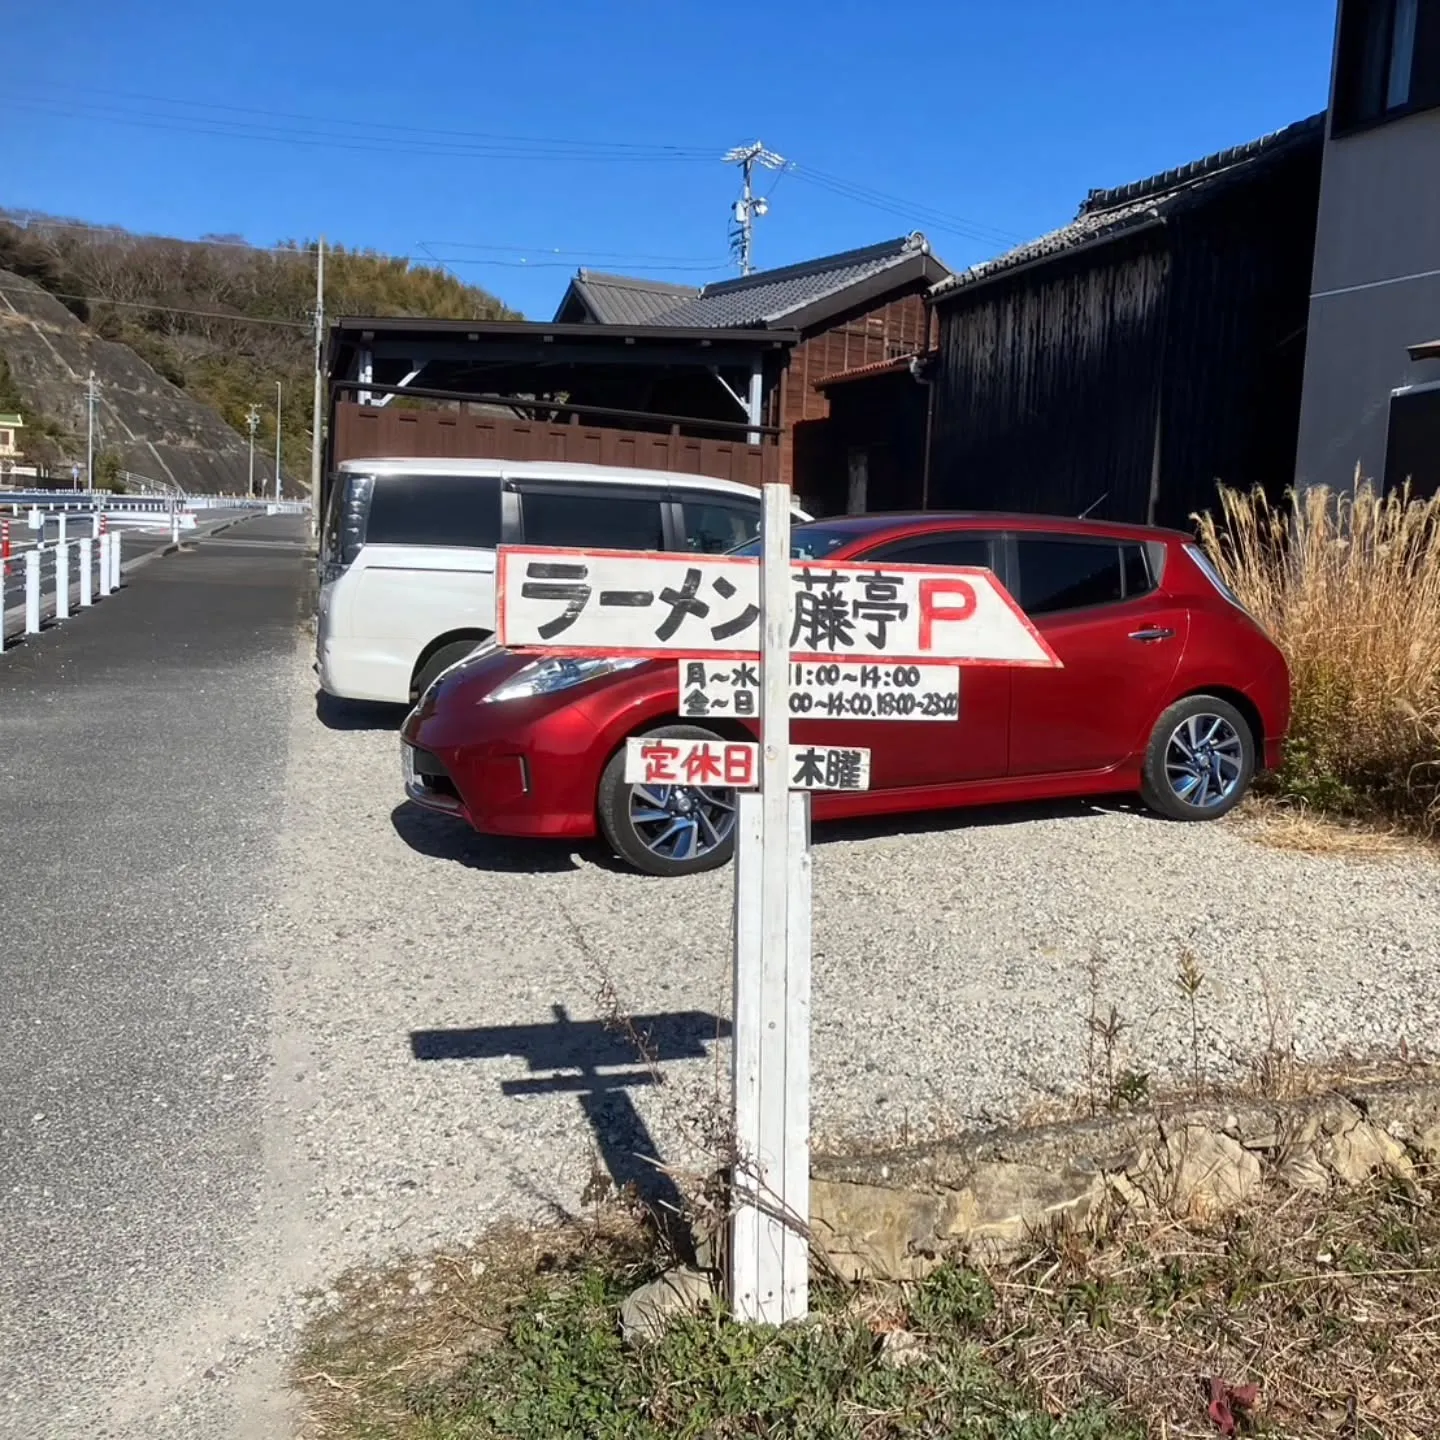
[365,474,501,548]
[1016,537,1146,615]
[682,499,762,554]
[519,488,665,551]
[862,534,993,568]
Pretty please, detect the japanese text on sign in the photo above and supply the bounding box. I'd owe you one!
[622,737,871,792]
[497,547,1058,665]
[678,659,961,721]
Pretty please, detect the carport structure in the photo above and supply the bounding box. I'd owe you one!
[323,318,796,518]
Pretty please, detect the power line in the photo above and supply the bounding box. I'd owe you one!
[0,95,717,165]
[0,82,721,158]
[6,214,730,276]
[786,166,1025,247]
[0,283,311,327]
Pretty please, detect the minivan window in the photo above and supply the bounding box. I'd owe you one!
[325,472,371,566]
[683,499,762,553]
[520,489,665,550]
[365,473,502,548]
[1016,538,1127,615]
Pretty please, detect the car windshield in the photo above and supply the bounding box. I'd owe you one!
[727,523,857,561]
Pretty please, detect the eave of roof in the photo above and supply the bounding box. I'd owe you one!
[651,234,949,329]
[329,316,800,346]
[557,270,701,325]
[1407,339,1440,362]
[812,352,931,390]
[931,112,1324,303]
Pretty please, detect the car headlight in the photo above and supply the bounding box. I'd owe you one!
[481,655,645,703]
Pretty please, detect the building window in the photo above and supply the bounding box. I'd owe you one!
[1384,385,1440,498]
[1335,0,1440,131]
[0,430,12,449]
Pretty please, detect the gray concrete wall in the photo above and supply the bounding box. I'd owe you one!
[1295,105,1440,489]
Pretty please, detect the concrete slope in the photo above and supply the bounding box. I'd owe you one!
[0,269,254,494]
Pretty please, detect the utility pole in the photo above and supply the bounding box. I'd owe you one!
[246,404,260,498]
[274,380,283,501]
[724,143,786,276]
[86,369,96,492]
[309,236,326,539]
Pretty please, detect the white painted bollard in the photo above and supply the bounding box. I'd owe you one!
[110,530,122,589]
[57,513,67,548]
[25,550,40,634]
[98,534,112,596]
[92,512,102,540]
[55,542,70,620]
[79,538,93,607]
[170,503,180,545]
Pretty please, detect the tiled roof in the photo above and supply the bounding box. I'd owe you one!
[563,271,700,325]
[811,352,931,389]
[652,234,936,328]
[931,113,1325,299]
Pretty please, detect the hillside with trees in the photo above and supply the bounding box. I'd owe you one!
[0,212,518,491]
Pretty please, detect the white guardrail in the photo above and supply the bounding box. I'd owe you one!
[0,493,312,653]
[0,511,122,654]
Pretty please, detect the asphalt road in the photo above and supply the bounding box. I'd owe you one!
[0,513,311,1438]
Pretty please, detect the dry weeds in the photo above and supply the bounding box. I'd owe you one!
[984,1170,1440,1439]
[1196,481,1440,829]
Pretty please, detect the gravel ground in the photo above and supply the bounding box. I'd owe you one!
[82,639,1440,1434]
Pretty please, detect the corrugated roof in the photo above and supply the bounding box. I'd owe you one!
[652,234,934,328]
[563,271,700,325]
[931,113,1325,300]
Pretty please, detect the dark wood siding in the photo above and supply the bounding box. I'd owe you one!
[929,234,1170,522]
[927,136,1322,528]
[332,402,775,486]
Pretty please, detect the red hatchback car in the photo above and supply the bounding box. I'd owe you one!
[400,514,1290,876]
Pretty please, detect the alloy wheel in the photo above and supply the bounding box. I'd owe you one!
[1163,712,1245,810]
[628,784,737,863]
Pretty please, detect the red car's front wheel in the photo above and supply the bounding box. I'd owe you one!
[597,724,738,877]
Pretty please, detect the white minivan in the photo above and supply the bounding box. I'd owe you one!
[316,457,782,704]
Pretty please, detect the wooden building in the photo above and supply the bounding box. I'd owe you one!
[553,235,948,506]
[926,117,1325,527]
[323,237,948,517]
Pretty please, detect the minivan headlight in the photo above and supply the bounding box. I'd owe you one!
[481,655,645,703]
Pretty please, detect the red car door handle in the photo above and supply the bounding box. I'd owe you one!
[1128,627,1175,642]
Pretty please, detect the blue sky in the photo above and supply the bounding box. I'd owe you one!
[5,1,1336,318]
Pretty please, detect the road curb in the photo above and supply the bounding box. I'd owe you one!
[120,513,256,575]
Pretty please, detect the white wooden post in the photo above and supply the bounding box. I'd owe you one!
[110,530,122,589]
[57,512,67,548]
[170,501,179,546]
[98,534,112,597]
[79,538,93,607]
[55,542,70,621]
[730,481,810,1325]
[24,550,40,633]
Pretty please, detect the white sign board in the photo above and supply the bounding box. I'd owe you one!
[624,736,870,792]
[678,658,960,721]
[497,547,1059,666]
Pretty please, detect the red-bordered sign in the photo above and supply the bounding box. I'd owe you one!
[495,546,1059,667]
